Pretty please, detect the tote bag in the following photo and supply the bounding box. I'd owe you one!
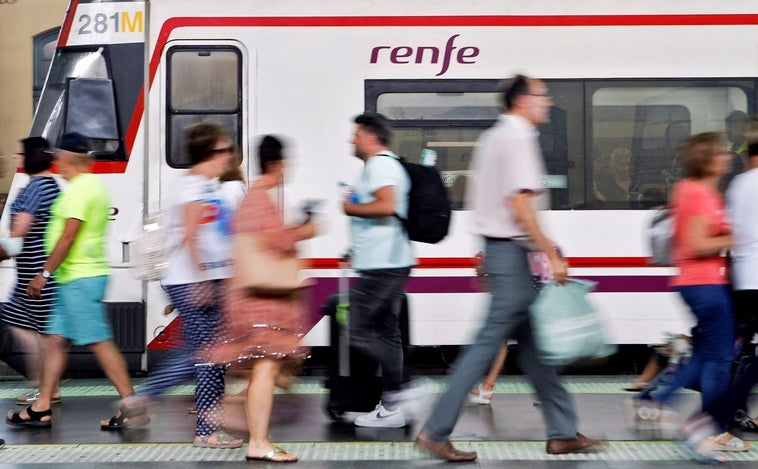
[131,212,170,281]
[234,232,302,296]
[529,279,616,365]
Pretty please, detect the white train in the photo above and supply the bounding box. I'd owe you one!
[1,0,756,369]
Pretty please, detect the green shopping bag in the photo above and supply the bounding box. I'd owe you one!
[529,279,616,366]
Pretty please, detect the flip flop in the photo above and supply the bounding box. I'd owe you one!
[708,433,749,452]
[245,447,298,463]
[677,440,726,465]
[193,431,243,449]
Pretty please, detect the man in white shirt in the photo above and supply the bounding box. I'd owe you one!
[416,75,600,461]
[343,112,414,428]
[716,133,758,431]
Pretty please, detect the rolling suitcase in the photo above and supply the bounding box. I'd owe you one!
[322,257,409,422]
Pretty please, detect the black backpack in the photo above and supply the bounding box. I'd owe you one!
[393,156,452,244]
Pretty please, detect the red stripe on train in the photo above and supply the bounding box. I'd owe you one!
[303,257,653,269]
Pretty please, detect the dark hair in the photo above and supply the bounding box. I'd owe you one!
[219,144,245,183]
[680,132,724,179]
[354,112,391,146]
[20,136,53,174]
[185,122,227,166]
[500,74,530,111]
[258,135,284,175]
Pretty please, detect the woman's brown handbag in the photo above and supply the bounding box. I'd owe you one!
[234,232,302,296]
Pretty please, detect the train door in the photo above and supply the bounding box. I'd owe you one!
[145,40,249,353]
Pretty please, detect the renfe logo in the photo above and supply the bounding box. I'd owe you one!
[370,34,479,77]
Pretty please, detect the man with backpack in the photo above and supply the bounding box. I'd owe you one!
[342,112,415,428]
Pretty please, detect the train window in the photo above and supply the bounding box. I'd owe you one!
[368,80,581,210]
[590,85,749,207]
[378,92,500,120]
[376,90,497,210]
[369,79,754,211]
[29,48,110,151]
[166,46,242,168]
[65,78,120,156]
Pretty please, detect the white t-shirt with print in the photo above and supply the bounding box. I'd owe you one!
[162,174,234,285]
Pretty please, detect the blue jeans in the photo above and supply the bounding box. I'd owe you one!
[423,239,578,442]
[650,284,734,415]
[349,267,411,396]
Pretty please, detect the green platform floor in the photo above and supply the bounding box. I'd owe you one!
[0,376,756,467]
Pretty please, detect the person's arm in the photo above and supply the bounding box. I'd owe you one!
[510,190,567,284]
[182,201,204,271]
[27,218,82,298]
[684,215,732,257]
[343,185,395,219]
[10,212,34,239]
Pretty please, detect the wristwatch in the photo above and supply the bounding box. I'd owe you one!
[40,270,52,279]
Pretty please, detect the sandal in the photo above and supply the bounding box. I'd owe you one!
[193,430,243,449]
[100,407,150,431]
[16,389,62,406]
[708,432,749,452]
[737,415,758,432]
[6,406,52,428]
[246,447,298,463]
[677,440,727,464]
[623,381,649,392]
[468,384,494,405]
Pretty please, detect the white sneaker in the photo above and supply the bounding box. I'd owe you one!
[354,403,406,428]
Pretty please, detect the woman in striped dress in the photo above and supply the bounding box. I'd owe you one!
[1,137,61,405]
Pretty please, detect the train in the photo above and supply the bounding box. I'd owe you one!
[1,0,756,370]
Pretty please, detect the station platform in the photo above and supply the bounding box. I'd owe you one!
[1,375,757,468]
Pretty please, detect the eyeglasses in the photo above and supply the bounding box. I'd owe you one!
[207,146,234,155]
[527,93,552,100]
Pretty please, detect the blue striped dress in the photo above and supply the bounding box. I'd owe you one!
[2,177,61,332]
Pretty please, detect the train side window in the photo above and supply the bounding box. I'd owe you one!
[376,90,497,210]
[590,85,750,208]
[166,46,242,168]
[369,80,582,210]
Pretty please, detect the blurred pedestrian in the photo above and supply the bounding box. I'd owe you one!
[637,133,739,462]
[416,75,601,462]
[5,132,141,429]
[706,130,758,435]
[341,113,415,428]
[120,122,241,447]
[210,135,317,462]
[686,128,758,454]
[0,137,62,406]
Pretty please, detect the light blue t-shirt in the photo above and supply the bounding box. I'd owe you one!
[350,152,415,270]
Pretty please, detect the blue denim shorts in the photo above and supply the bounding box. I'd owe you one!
[47,275,113,346]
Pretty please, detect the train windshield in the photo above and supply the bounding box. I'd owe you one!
[30,48,121,157]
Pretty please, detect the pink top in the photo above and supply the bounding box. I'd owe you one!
[670,180,730,287]
[209,182,309,366]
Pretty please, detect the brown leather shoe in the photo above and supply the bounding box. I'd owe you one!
[546,432,603,455]
[415,431,477,462]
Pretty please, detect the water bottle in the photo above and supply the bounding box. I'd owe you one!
[338,182,360,203]
[420,148,437,167]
